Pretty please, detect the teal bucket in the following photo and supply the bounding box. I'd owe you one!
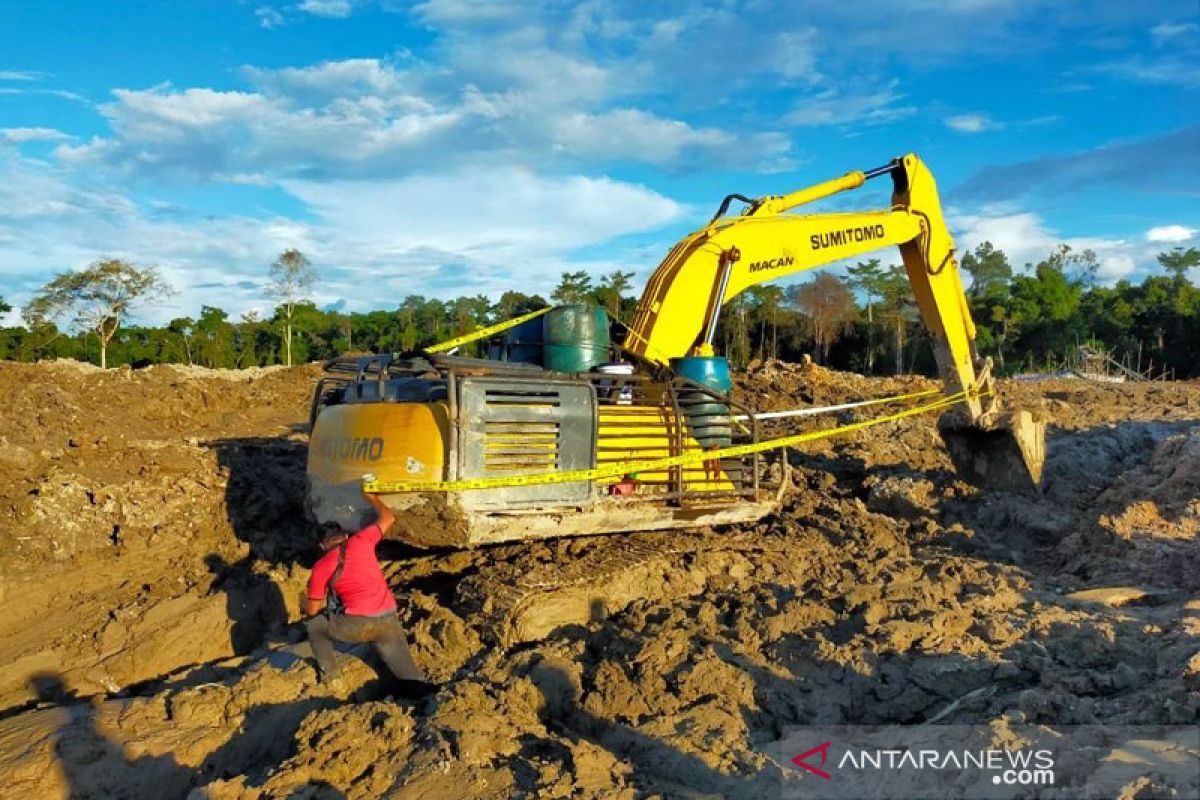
[543,304,610,373]
[671,356,733,449]
[671,355,732,392]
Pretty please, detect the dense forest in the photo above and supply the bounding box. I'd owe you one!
[2,242,1197,378]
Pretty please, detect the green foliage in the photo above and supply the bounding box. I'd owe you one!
[959,241,1012,299]
[1040,243,1099,287]
[596,270,636,318]
[846,259,887,319]
[4,244,1200,379]
[551,271,594,305]
[1157,247,1199,282]
[24,258,172,368]
[494,291,547,320]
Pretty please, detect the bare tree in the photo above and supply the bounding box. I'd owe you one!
[878,264,916,375]
[268,249,316,366]
[790,273,857,363]
[25,258,171,368]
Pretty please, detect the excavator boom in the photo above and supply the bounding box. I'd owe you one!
[627,153,1045,490]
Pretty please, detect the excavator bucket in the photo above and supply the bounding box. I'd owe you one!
[938,410,1045,493]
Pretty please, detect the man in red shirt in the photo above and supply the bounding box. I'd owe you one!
[305,491,430,694]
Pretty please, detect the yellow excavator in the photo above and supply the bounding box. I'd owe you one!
[306,153,1045,548]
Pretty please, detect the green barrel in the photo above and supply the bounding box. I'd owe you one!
[671,355,733,449]
[543,304,610,373]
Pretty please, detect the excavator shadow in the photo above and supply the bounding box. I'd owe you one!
[207,436,315,567]
[31,670,351,799]
[938,418,1200,580]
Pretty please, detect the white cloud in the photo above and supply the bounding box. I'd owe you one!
[551,109,732,162]
[243,58,416,99]
[0,70,45,81]
[0,151,685,323]
[1150,21,1198,45]
[945,113,1000,133]
[1094,57,1200,88]
[110,86,270,128]
[256,6,286,28]
[952,208,1057,269]
[951,205,1149,283]
[2,127,70,143]
[411,0,524,25]
[1097,253,1136,280]
[298,0,353,18]
[67,57,792,179]
[1146,224,1196,242]
[281,168,681,258]
[785,83,915,127]
[0,86,87,104]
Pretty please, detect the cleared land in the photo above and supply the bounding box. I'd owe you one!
[1,360,1198,798]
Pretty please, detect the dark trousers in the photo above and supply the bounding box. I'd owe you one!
[306,612,426,682]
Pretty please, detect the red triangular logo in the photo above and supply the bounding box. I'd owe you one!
[792,741,832,779]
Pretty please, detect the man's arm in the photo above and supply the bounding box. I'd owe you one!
[306,555,334,617]
[364,491,394,536]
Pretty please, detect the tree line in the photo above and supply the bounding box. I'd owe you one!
[1,243,1197,378]
[717,243,1199,379]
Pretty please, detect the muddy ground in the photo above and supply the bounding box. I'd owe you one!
[0,359,1197,798]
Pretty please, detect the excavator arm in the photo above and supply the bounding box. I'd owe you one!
[626,153,1045,490]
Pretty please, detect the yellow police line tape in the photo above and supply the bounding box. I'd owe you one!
[362,388,979,493]
[425,306,552,354]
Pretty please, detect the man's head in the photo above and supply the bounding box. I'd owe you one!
[319,520,350,551]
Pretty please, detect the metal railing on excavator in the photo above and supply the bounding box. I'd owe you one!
[310,352,770,504]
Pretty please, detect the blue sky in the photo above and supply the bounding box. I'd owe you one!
[1,0,1197,325]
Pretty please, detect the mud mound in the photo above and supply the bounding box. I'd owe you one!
[1099,426,1200,538]
[0,361,1198,799]
[0,361,320,711]
[735,357,936,412]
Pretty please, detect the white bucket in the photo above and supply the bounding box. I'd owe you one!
[596,362,635,375]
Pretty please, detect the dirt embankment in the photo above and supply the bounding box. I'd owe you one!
[0,361,322,711]
[1,359,1198,799]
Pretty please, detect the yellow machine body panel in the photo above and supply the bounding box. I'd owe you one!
[307,401,450,529]
[597,405,736,491]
